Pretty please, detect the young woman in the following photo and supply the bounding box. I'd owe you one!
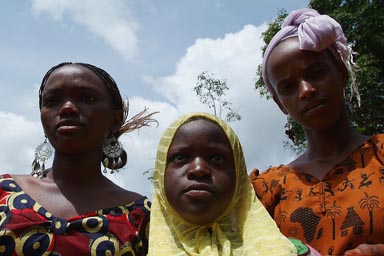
[148,112,302,256]
[0,62,157,255]
[250,8,384,256]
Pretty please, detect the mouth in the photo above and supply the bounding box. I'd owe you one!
[55,120,84,133]
[301,99,327,114]
[183,183,214,199]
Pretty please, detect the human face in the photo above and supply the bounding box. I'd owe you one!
[267,37,347,131]
[40,65,121,154]
[164,119,236,225]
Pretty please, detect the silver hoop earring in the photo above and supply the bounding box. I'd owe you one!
[102,136,127,174]
[31,137,53,179]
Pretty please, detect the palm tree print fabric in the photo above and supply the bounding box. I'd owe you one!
[250,135,384,256]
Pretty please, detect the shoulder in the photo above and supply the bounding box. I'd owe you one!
[0,174,31,190]
[250,165,289,180]
[0,174,12,186]
[113,185,150,208]
[127,196,151,211]
[0,174,11,179]
[369,134,384,163]
[8,174,42,191]
[0,174,29,199]
[124,196,151,219]
[249,165,291,195]
[371,134,384,147]
[125,196,151,236]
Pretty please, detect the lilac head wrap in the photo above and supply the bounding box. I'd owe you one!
[262,8,360,105]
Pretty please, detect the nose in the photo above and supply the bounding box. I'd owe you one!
[298,80,317,99]
[59,100,79,116]
[187,157,211,180]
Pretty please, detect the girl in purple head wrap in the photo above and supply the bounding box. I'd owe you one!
[250,8,384,256]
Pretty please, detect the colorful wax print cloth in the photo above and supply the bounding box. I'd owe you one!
[148,112,297,256]
[0,174,150,255]
[250,134,384,255]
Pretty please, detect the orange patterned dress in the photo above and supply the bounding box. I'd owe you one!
[0,174,150,255]
[250,135,384,255]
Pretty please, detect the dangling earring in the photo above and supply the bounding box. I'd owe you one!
[31,137,53,179]
[102,135,127,174]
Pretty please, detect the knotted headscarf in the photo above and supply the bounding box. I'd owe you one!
[148,112,297,256]
[262,8,360,105]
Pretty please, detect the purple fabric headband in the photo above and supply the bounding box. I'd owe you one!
[261,8,359,105]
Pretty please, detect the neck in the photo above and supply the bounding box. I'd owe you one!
[303,115,368,161]
[46,151,107,185]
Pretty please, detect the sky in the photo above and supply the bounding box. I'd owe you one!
[0,0,309,198]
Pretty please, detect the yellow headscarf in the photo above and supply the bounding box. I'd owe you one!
[148,112,297,256]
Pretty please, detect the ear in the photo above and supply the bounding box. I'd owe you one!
[273,95,288,115]
[110,109,124,135]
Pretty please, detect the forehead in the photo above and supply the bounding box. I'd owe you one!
[169,118,232,151]
[43,65,107,92]
[267,38,336,84]
[175,119,226,138]
[268,37,336,67]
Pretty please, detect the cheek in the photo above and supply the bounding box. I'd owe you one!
[40,110,54,132]
[218,171,236,202]
[164,168,177,201]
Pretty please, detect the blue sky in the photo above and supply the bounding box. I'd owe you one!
[0,0,309,197]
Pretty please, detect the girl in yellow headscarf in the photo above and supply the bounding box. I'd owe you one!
[148,112,298,256]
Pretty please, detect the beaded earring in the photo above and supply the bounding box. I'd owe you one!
[31,137,53,179]
[102,135,127,174]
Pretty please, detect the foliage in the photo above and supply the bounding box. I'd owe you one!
[254,1,384,154]
[143,168,154,182]
[254,9,288,99]
[194,71,241,122]
[310,0,384,135]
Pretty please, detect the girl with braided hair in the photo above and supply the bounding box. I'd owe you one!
[0,62,157,255]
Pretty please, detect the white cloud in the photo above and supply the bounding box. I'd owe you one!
[31,0,139,59]
[0,22,295,198]
[0,112,43,173]
[146,23,295,172]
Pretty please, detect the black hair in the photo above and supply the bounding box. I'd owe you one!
[38,62,123,110]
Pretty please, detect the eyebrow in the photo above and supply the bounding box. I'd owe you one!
[43,84,103,94]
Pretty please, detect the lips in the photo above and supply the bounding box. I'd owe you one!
[183,183,214,199]
[55,119,84,132]
[184,183,214,193]
[301,99,328,114]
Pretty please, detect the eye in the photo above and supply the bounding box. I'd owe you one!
[42,95,59,107]
[278,81,295,95]
[210,153,225,163]
[173,154,186,162]
[167,153,187,164]
[81,94,96,103]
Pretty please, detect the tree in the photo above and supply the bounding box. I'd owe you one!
[255,1,384,154]
[194,71,241,122]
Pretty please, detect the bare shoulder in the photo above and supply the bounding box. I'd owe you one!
[9,174,41,189]
[106,180,146,205]
[117,189,145,204]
